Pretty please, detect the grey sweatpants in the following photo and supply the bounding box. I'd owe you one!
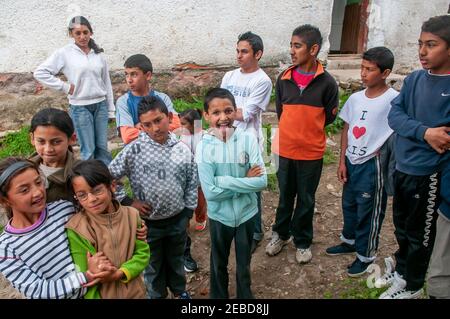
[427,213,450,299]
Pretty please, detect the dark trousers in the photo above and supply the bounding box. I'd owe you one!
[393,170,441,291]
[209,214,256,299]
[253,192,263,241]
[143,213,189,299]
[342,156,387,259]
[272,156,323,249]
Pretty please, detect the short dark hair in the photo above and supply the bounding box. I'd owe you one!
[421,15,450,47]
[203,88,236,113]
[138,95,168,119]
[30,108,75,138]
[238,31,264,56]
[68,159,114,208]
[179,108,203,126]
[292,24,323,52]
[362,47,394,73]
[124,54,153,73]
[70,159,113,189]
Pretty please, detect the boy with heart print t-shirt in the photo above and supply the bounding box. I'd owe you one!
[325,47,399,277]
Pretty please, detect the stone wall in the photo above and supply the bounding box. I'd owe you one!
[0,65,280,131]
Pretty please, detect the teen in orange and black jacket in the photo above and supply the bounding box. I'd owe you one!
[267,25,339,264]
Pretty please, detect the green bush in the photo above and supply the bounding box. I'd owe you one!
[173,97,203,113]
[0,126,34,159]
[325,93,350,136]
[173,97,209,130]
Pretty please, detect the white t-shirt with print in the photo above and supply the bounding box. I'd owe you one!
[339,88,399,165]
[221,68,272,149]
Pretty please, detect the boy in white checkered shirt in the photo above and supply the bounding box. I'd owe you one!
[109,95,198,299]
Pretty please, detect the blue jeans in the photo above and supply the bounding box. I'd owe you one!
[69,100,112,165]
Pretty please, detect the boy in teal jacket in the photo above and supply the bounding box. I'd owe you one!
[196,88,267,299]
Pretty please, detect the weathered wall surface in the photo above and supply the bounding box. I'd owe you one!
[367,0,449,73]
[0,0,334,73]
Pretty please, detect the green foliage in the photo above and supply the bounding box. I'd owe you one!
[173,97,209,129]
[0,126,35,159]
[267,173,278,192]
[270,87,276,103]
[108,119,117,130]
[110,147,133,198]
[0,224,4,233]
[339,278,386,299]
[111,147,122,159]
[323,291,333,299]
[323,147,337,165]
[173,97,204,113]
[123,178,134,198]
[325,93,350,136]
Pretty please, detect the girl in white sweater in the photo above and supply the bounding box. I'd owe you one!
[34,16,114,166]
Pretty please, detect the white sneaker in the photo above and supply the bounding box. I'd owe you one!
[265,232,292,256]
[374,257,396,288]
[295,247,312,264]
[387,288,424,299]
[379,272,406,299]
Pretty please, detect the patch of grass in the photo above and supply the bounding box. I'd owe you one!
[323,291,333,299]
[108,119,117,129]
[323,147,337,165]
[267,173,278,192]
[0,126,34,159]
[110,147,133,198]
[339,278,385,299]
[111,147,123,159]
[0,224,4,233]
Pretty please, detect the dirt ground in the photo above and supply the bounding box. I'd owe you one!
[0,133,398,299]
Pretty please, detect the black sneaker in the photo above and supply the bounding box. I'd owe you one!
[347,258,373,277]
[184,254,198,273]
[325,242,356,256]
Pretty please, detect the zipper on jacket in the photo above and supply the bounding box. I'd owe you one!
[226,138,239,228]
[108,214,121,299]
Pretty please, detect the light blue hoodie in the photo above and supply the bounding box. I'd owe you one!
[195,128,267,228]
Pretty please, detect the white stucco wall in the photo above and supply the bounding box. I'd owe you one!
[0,0,334,73]
[367,0,449,72]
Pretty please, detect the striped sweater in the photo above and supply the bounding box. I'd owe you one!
[0,200,87,299]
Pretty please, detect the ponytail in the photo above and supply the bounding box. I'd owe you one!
[88,38,104,54]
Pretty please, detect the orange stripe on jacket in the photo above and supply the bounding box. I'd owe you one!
[271,104,326,160]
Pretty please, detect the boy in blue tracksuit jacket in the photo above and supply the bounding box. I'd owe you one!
[196,88,267,299]
[381,15,450,299]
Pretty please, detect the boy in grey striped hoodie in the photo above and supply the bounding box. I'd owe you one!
[109,95,198,299]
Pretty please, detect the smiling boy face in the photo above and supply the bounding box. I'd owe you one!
[204,97,236,138]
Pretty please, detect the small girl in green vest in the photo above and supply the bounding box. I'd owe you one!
[66,159,150,299]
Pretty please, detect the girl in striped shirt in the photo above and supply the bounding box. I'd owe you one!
[0,157,113,298]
